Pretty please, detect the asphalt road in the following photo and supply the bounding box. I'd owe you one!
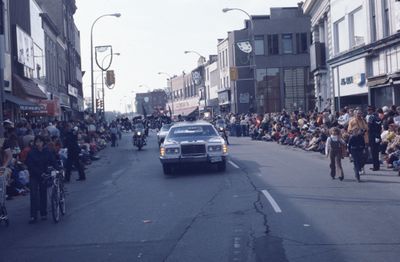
[1,131,400,262]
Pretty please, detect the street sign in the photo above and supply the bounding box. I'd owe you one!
[230,67,238,81]
[106,70,115,86]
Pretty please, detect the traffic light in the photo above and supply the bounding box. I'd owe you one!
[100,100,104,109]
[96,99,100,109]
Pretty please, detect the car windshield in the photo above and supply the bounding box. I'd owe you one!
[167,125,218,138]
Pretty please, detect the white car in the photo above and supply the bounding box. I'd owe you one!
[157,123,174,146]
[159,121,228,175]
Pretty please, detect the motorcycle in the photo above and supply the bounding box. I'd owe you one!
[132,129,146,150]
[217,125,229,145]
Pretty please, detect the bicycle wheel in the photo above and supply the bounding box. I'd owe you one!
[51,187,60,223]
[59,186,66,215]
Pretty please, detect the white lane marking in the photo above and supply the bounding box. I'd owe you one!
[261,190,282,213]
[228,160,240,169]
[111,169,125,178]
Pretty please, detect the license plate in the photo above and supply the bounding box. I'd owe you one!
[210,156,222,163]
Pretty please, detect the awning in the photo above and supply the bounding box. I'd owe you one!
[367,75,388,87]
[4,93,42,111]
[13,74,47,99]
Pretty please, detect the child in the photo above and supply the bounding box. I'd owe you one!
[325,127,346,180]
[348,128,366,182]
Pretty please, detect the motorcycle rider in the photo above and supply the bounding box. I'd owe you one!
[215,116,229,145]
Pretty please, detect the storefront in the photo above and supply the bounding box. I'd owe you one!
[173,97,200,116]
[3,93,43,121]
[218,90,231,114]
[368,72,400,108]
[331,58,368,110]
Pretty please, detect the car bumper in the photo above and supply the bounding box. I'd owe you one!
[160,155,227,164]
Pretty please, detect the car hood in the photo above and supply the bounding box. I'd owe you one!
[164,136,224,145]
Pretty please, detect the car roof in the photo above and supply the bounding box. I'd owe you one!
[171,120,213,128]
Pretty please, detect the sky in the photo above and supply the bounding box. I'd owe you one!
[74,0,302,112]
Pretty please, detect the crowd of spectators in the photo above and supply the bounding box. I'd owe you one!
[0,115,112,199]
[223,105,400,174]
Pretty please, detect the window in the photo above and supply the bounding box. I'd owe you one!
[267,34,279,55]
[370,0,377,41]
[296,33,308,53]
[383,0,390,37]
[254,36,265,55]
[282,34,293,54]
[284,68,306,112]
[350,7,366,47]
[334,18,347,54]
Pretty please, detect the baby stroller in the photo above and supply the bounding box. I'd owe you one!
[0,168,10,226]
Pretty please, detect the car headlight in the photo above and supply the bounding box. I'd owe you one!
[165,147,180,154]
[223,144,228,154]
[208,145,222,152]
[160,147,165,157]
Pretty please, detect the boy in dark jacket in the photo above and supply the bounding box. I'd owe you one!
[26,136,58,223]
[348,128,366,182]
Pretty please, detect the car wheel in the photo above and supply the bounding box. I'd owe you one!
[163,164,173,175]
[217,161,226,172]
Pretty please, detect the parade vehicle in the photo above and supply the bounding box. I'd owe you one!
[157,123,174,146]
[159,120,228,175]
[132,123,146,150]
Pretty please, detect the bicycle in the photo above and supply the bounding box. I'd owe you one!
[42,164,66,223]
[0,168,9,226]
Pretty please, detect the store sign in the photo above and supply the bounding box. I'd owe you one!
[340,73,366,86]
[16,26,34,69]
[218,91,230,105]
[60,93,70,106]
[192,71,202,85]
[68,85,78,97]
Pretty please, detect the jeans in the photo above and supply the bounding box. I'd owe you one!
[29,176,47,218]
[351,149,363,179]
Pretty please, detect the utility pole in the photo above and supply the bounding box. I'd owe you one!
[0,1,5,138]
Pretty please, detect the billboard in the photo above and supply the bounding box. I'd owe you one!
[16,26,34,69]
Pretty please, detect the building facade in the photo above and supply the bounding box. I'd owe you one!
[135,90,167,115]
[204,55,220,115]
[229,6,312,114]
[217,37,232,113]
[305,0,400,111]
[303,0,331,111]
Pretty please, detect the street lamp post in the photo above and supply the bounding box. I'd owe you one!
[222,7,257,113]
[100,52,120,119]
[158,72,174,116]
[90,13,121,114]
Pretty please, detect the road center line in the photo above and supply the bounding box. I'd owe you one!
[261,190,282,213]
[228,160,240,169]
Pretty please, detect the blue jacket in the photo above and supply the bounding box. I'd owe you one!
[26,147,58,180]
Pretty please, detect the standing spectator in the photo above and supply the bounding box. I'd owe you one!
[348,128,366,182]
[325,127,346,181]
[367,106,382,171]
[65,125,86,182]
[25,136,58,223]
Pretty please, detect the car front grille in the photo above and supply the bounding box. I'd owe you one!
[181,144,206,156]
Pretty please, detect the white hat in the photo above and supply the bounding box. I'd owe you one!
[73,126,79,131]
[382,106,389,113]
